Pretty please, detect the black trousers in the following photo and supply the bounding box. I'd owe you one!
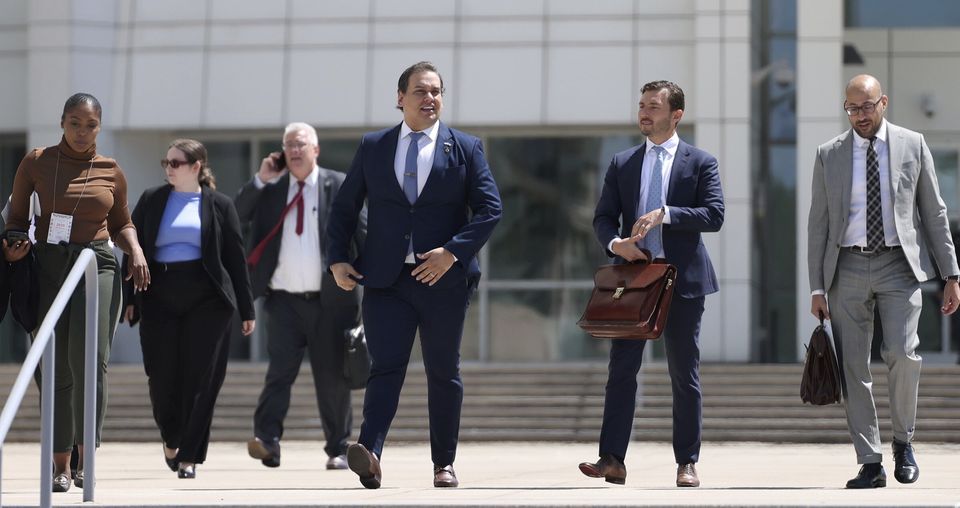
[253,291,353,458]
[139,261,233,464]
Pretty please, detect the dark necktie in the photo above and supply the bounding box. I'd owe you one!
[404,132,424,255]
[246,180,306,266]
[866,137,884,250]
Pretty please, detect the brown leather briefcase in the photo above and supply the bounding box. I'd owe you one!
[577,256,678,339]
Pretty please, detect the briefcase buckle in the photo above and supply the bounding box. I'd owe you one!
[613,287,625,300]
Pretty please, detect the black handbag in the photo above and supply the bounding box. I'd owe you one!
[800,318,842,405]
[343,323,371,390]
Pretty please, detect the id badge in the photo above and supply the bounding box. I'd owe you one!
[47,212,73,244]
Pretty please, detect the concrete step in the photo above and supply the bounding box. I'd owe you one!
[3,363,960,443]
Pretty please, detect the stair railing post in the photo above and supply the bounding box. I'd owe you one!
[39,331,55,508]
[82,255,98,502]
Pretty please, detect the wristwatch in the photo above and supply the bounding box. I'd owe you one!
[947,275,960,281]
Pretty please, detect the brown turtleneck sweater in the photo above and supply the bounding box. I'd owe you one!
[5,137,134,244]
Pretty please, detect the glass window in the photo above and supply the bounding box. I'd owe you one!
[257,138,361,176]
[488,289,608,362]
[846,0,960,27]
[933,149,959,219]
[205,141,251,199]
[485,135,642,281]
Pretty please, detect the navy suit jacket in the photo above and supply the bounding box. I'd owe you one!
[326,122,502,290]
[593,139,724,299]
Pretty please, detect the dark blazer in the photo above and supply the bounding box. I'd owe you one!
[124,184,255,323]
[0,231,38,332]
[326,122,502,290]
[235,167,364,308]
[594,139,724,299]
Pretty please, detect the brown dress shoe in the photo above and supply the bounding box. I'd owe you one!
[347,443,382,489]
[578,454,626,485]
[434,465,458,488]
[676,463,700,487]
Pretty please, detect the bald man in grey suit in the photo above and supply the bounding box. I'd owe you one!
[808,74,960,489]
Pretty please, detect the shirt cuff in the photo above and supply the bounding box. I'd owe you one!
[253,174,267,189]
[607,238,619,254]
[811,289,825,296]
[662,206,671,224]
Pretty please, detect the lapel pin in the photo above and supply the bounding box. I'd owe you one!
[443,141,452,154]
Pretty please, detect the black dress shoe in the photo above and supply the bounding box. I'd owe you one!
[178,464,196,479]
[247,438,280,468]
[892,440,919,483]
[578,453,626,485]
[433,464,458,488]
[347,443,382,489]
[846,463,886,489]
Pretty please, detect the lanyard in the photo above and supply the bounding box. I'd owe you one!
[51,148,94,216]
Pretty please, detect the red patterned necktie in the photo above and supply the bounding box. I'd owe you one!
[246,180,306,266]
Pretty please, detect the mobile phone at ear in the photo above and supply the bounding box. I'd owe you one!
[275,152,287,171]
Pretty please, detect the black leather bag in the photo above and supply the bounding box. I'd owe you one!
[343,323,371,390]
[800,318,842,405]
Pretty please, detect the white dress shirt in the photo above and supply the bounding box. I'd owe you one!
[608,132,679,258]
[255,165,323,293]
[395,120,440,263]
[843,119,899,248]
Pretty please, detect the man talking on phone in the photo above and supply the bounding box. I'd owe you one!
[235,122,366,471]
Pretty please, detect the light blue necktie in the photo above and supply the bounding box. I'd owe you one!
[403,132,424,255]
[641,145,666,256]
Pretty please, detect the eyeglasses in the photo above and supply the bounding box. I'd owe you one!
[844,97,883,117]
[282,142,312,151]
[160,159,191,169]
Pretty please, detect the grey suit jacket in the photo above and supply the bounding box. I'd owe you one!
[808,122,960,293]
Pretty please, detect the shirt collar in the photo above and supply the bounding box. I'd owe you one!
[645,132,680,157]
[291,165,319,189]
[853,118,888,147]
[400,120,440,144]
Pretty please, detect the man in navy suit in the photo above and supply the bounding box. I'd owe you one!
[326,61,501,489]
[580,80,724,488]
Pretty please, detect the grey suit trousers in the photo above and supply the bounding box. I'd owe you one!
[828,248,922,464]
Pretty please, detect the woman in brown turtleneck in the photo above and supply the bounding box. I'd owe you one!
[1,93,149,493]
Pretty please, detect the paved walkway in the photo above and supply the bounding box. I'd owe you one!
[1,441,959,507]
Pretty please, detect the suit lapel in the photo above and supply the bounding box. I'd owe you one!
[837,132,854,221]
[420,122,453,202]
[887,123,904,198]
[379,124,406,202]
[626,142,646,223]
[317,168,333,251]
[200,185,214,252]
[667,141,691,204]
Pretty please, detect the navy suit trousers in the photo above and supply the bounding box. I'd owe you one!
[598,294,705,465]
[358,267,470,466]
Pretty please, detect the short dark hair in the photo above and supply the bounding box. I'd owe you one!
[169,138,217,190]
[641,80,684,111]
[62,93,102,121]
[396,61,444,110]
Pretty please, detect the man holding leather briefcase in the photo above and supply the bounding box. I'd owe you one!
[579,80,724,488]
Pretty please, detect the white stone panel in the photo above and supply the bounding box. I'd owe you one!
[693,43,721,121]
[693,119,721,158]
[636,45,695,108]
[694,12,720,40]
[547,0,634,16]
[699,292,723,359]
[844,29,889,54]
[289,21,369,46]
[461,0,544,17]
[458,47,542,125]
[71,25,115,50]
[889,56,960,133]
[892,29,960,53]
[286,48,368,127]
[209,23,285,46]
[720,201,750,281]
[368,48,455,126]
[372,0,456,18]
[548,19,632,43]
[0,55,27,129]
[636,0,695,15]
[28,0,69,22]
[27,50,71,123]
[133,0,205,22]
[797,0,841,39]
[459,19,544,45]
[546,46,633,124]
[205,50,283,127]
[210,0,285,20]
[372,20,456,45]
[291,0,371,18]
[720,281,751,361]
[720,121,750,200]
[636,19,694,42]
[723,42,750,119]
[0,26,26,52]
[723,12,750,38]
[797,41,844,119]
[126,51,203,128]
[0,0,28,24]
[132,25,205,49]
[28,23,70,49]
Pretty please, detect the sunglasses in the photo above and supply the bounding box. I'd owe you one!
[160,159,192,169]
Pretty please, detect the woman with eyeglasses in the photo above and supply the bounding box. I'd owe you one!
[123,139,255,479]
[1,93,150,493]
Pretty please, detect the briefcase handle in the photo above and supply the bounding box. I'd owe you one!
[625,248,655,266]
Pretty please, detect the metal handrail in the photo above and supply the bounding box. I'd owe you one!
[0,248,99,507]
